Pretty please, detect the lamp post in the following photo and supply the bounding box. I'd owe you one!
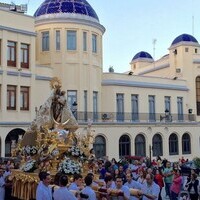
[149,145,152,167]
[160,109,170,121]
[165,109,169,117]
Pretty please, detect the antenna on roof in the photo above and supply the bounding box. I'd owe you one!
[152,38,157,67]
[192,16,194,36]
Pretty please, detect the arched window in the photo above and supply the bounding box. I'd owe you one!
[196,76,200,115]
[182,133,191,154]
[169,133,178,155]
[152,134,163,156]
[93,136,106,159]
[135,134,146,157]
[5,129,25,157]
[119,135,130,157]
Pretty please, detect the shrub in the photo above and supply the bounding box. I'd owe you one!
[193,157,200,168]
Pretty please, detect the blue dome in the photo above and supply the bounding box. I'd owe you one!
[34,0,99,21]
[132,51,153,61]
[171,34,198,45]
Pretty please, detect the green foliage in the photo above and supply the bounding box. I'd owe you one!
[193,157,200,168]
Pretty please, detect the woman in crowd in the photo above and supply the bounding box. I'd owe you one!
[170,169,182,200]
[137,169,146,185]
[154,169,164,200]
[185,173,199,200]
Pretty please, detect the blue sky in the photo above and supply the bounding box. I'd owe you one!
[2,0,200,72]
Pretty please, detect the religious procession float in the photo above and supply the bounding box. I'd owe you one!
[11,77,95,200]
[10,77,141,199]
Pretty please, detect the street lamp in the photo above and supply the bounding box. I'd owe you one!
[160,109,170,121]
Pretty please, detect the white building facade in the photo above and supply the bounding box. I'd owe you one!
[0,0,200,161]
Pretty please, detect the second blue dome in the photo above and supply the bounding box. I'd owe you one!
[132,51,153,61]
[34,0,99,21]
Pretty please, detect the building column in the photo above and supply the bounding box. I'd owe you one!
[1,133,6,157]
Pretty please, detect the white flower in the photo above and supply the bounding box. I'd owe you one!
[59,158,81,175]
[51,149,59,156]
[68,145,83,157]
[20,159,36,172]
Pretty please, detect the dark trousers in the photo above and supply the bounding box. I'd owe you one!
[165,182,172,197]
[170,191,178,200]
[158,187,162,200]
[190,193,199,200]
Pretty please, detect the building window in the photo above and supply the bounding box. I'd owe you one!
[119,135,130,158]
[131,94,139,121]
[185,47,189,52]
[93,91,98,121]
[195,48,198,53]
[7,41,16,67]
[182,133,191,154]
[21,43,29,68]
[42,31,49,51]
[7,85,16,110]
[165,96,171,113]
[93,136,106,158]
[20,86,29,110]
[116,93,124,121]
[135,134,146,157]
[84,90,87,121]
[83,32,87,51]
[67,90,77,108]
[152,134,163,156]
[149,95,156,121]
[67,30,77,50]
[196,77,200,115]
[169,133,178,155]
[177,97,183,120]
[92,34,97,53]
[55,30,60,51]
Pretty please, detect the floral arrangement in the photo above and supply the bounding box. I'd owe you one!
[21,145,38,156]
[20,159,37,172]
[51,148,59,157]
[68,145,83,157]
[58,157,82,175]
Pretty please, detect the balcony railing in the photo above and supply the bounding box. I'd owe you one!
[74,112,196,123]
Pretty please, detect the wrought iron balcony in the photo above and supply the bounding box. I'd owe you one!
[74,112,196,124]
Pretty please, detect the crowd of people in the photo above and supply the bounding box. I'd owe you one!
[35,156,200,200]
[0,160,14,200]
[0,156,199,200]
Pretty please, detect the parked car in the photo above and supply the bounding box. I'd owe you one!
[180,161,200,175]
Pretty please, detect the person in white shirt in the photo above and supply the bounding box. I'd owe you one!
[0,168,5,200]
[36,172,52,200]
[111,176,130,200]
[81,175,97,200]
[138,173,160,200]
[53,175,77,200]
[124,173,142,200]
[68,174,83,192]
